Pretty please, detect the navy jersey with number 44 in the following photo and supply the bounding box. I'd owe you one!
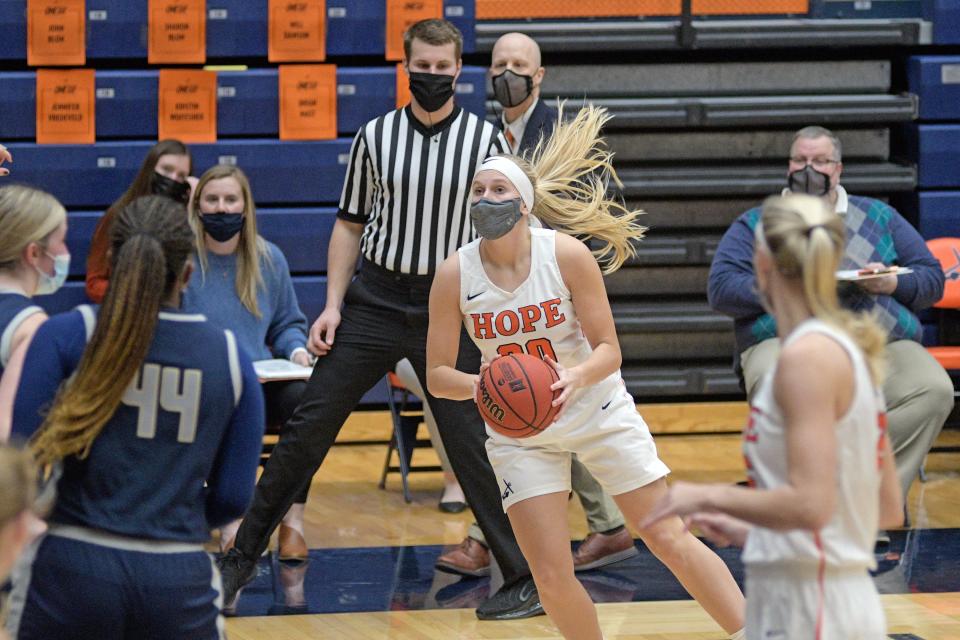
[12,306,265,543]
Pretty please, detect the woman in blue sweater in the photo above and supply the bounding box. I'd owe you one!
[183,165,312,559]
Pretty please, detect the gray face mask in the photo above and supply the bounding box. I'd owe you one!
[787,164,831,197]
[471,198,523,240]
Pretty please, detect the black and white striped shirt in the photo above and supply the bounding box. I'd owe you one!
[338,105,509,275]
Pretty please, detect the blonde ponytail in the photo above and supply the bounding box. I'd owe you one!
[759,194,887,383]
[510,103,646,274]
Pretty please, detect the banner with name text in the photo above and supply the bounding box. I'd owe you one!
[27,0,86,66]
[279,64,337,140]
[158,69,217,142]
[149,0,207,64]
[385,0,442,61]
[269,0,327,62]
[36,68,95,144]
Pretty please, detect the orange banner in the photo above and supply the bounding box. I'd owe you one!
[476,0,807,18]
[693,0,807,13]
[36,68,95,144]
[385,0,443,61]
[269,0,326,62]
[395,63,411,109]
[148,0,206,64]
[279,64,337,140]
[27,0,86,67]
[158,69,217,143]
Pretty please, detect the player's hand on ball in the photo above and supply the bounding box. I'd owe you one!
[308,307,341,357]
[472,354,499,403]
[685,513,750,548]
[545,357,583,421]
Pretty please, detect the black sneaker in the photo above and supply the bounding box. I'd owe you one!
[475,577,544,620]
[217,548,258,608]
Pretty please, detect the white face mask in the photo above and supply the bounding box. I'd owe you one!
[34,251,70,296]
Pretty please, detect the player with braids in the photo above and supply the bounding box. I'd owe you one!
[7,195,265,640]
[646,194,903,639]
[427,104,746,640]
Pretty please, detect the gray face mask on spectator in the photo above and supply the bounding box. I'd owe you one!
[492,69,533,108]
[471,198,523,240]
[787,165,831,197]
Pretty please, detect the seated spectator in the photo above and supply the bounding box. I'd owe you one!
[393,358,467,512]
[183,165,312,560]
[708,125,954,503]
[86,139,193,303]
[0,186,69,439]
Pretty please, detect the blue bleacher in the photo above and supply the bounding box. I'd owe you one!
[64,208,335,277]
[255,208,336,274]
[0,1,475,60]
[811,0,923,19]
[5,139,352,207]
[0,67,488,140]
[908,56,960,120]
[924,0,960,44]
[903,124,960,189]
[917,192,960,240]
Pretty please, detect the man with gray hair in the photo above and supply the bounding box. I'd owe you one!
[708,125,953,506]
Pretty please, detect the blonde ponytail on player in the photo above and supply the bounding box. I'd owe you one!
[30,196,195,466]
[508,103,645,274]
[757,193,887,383]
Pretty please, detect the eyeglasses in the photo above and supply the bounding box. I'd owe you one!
[789,157,839,170]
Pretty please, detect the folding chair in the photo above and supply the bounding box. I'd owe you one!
[919,238,960,480]
[378,372,442,503]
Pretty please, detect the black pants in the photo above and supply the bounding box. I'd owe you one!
[234,261,531,585]
[262,380,309,504]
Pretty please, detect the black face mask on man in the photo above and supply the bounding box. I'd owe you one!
[491,69,534,108]
[787,165,831,197]
[200,212,244,242]
[151,172,191,204]
[408,72,455,113]
[471,198,523,240]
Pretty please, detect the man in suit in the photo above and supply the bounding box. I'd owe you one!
[435,32,639,579]
[489,32,554,155]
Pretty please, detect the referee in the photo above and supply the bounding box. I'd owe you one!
[218,19,542,620]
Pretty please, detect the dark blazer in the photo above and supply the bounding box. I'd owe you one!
[497,98,557,156]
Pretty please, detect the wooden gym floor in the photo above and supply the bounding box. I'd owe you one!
[224,402,960,639]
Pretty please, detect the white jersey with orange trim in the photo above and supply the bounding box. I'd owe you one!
[741,318,886,571]
[458,227,669,511]
[459,227,594,373]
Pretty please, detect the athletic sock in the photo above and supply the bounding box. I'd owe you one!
[728,628,746,640]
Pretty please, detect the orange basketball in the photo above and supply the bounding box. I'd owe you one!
[475,353,561,438]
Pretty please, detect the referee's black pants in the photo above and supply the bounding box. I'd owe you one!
[233,260,531,586]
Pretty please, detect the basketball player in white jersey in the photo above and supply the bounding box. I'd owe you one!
[644,193,904,639]
[426,105,746,640]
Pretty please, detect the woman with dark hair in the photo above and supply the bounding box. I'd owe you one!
[85,139,193,302]
[8,195,265,639]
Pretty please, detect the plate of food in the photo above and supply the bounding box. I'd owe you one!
[836,266,913,282]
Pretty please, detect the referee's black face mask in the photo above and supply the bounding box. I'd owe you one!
[409,72,455,113]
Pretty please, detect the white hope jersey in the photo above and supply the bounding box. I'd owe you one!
[459,227,592,369]
[742,319,886,570]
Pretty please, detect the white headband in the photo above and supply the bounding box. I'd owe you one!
[477,156,535,212]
